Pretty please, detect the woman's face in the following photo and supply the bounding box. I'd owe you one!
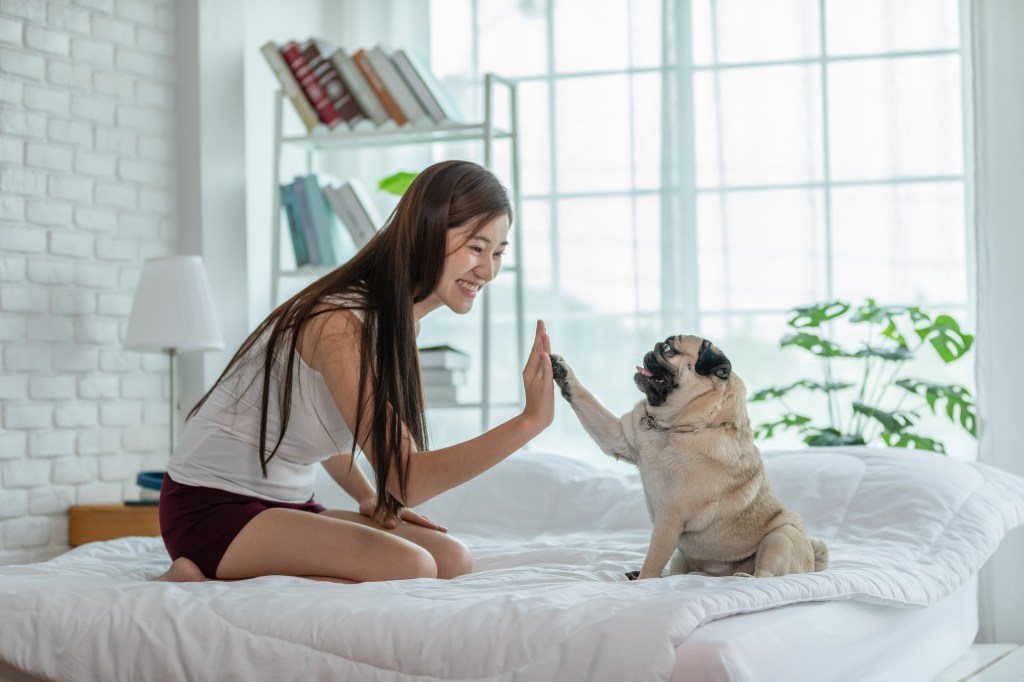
[431,214,511,315]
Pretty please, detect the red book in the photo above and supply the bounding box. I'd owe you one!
[307,40,365,125]
[280,40,342,129]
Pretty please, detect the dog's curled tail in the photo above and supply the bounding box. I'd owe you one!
[810,538,829,571]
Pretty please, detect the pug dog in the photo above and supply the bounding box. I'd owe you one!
[550,335,828,580]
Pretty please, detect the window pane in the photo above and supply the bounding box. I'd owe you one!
[631,0,665,69]
[831,182,967,305]
[477,0,549,78]
[691,0,820,65]
[516,80,552,196]
[697,189,828,311]
[554,0,630,73]
[826,0,960,56]
[555,75,633,193]
[556,196,644,314]
[828,56,963,181]
[694,65,824,187]
[631,72,663,191]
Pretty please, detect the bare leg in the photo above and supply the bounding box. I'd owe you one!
[318,510,473,579]
[214,508,468,582]
[153,556,206,582]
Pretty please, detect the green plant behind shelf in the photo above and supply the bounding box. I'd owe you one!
[750,299,976,454]
[379,171,419,197]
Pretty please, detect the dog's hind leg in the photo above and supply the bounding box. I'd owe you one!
[752,524,815,577]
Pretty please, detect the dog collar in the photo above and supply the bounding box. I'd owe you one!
[639,412,737,433]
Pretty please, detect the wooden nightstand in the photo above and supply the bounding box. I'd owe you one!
[68,504,160,546]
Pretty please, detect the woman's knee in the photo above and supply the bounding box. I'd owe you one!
[390,542,438,580]
[433,536,473,579]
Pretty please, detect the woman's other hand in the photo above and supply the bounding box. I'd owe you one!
[521,319,555,432]
[358,497,448,533]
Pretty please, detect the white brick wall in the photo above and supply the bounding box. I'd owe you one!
[0,0,176,565]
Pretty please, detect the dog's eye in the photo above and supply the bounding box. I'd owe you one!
[661,343,674,355]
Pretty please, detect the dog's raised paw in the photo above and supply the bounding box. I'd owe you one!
[549,354,572,400]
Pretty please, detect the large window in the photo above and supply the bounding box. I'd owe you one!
[423,0,974,460]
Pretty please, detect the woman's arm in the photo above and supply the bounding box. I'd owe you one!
[320,453,375,504]
[306,312,554,508]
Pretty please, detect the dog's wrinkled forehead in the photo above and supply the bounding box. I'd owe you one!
[664,335,732,379]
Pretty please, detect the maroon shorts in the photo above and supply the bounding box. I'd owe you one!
[159,475,326,579]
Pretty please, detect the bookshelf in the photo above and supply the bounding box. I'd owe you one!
[269,73,525,432]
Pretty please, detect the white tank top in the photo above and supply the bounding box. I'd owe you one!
[166,302,363,503]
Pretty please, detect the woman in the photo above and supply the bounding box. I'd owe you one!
[156,160,554,583]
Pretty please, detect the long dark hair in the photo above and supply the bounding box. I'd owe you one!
[189,160,512,520]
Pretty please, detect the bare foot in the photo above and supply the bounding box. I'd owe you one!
[153,557,207,582]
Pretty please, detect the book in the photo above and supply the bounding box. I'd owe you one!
[280,40,343,129]
[418,345,470,370]
[352,48,407,126]
[423,383,462,405]
[307,39,365,127]
[291,176,322,265]
[300,175,336,265]
[364,45,433,127]
[279,182,309,266]
[260,41,321,133]
[330,46,392,128]
[391,48,462,124]
[422,367,467,386]
[324,180,380,249]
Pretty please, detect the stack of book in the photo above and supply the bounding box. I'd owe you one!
[261,39,463,132]
[419,345,470,405]
[281,175,382,267]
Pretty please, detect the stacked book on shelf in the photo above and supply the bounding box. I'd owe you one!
[281,175,382,268]
[261,39,463,133]
[419,345,470,405]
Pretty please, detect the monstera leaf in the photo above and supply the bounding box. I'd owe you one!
[852,402,917,433]
[915,315,974,363]
[749,380,855,402]
[896,379,976,436]
[780,332,849,358]
[802,428,867,447]
[787,301,849,329]
[753,414,811,439]
[852,345,913,361]
[881,431,946,454]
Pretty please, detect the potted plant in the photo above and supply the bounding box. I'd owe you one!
[751,299,975,454]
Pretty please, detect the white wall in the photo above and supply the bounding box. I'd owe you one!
[0,0,177,563]
[973,0,1024,645]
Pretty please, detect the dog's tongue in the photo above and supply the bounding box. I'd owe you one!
[636,365,653,377]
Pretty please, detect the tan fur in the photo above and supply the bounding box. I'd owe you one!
[551,335,828,580]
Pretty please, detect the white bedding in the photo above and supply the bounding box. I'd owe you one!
[1,447,1022,682]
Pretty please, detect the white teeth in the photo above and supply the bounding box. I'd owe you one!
[458,280,481,292]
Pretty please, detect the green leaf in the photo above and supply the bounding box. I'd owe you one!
[895,379,977,437]
[753,414,811,439]
[749,380,854,402]
[914,314,974,363]
[378,171,419,196]
[881,431,947,454]
[852,345,913,361]
[787,301,849,329]
[852,402,917,433]
[802,428,867,447]
[780,332,849,358]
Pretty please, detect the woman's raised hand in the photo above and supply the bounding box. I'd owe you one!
[521,319,555,432]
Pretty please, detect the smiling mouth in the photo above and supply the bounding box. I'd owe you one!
[457,279,482,296]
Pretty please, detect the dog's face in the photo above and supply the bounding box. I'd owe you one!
[634,335,732,407]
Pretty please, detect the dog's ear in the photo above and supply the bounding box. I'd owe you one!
[695,340,731,380]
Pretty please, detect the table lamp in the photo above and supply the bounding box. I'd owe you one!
[124,255,224,500]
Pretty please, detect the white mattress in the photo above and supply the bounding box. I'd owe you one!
[0,447,1021,681]
[673,575,979,682]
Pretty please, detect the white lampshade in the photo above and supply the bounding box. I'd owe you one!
[124,255,224,352]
